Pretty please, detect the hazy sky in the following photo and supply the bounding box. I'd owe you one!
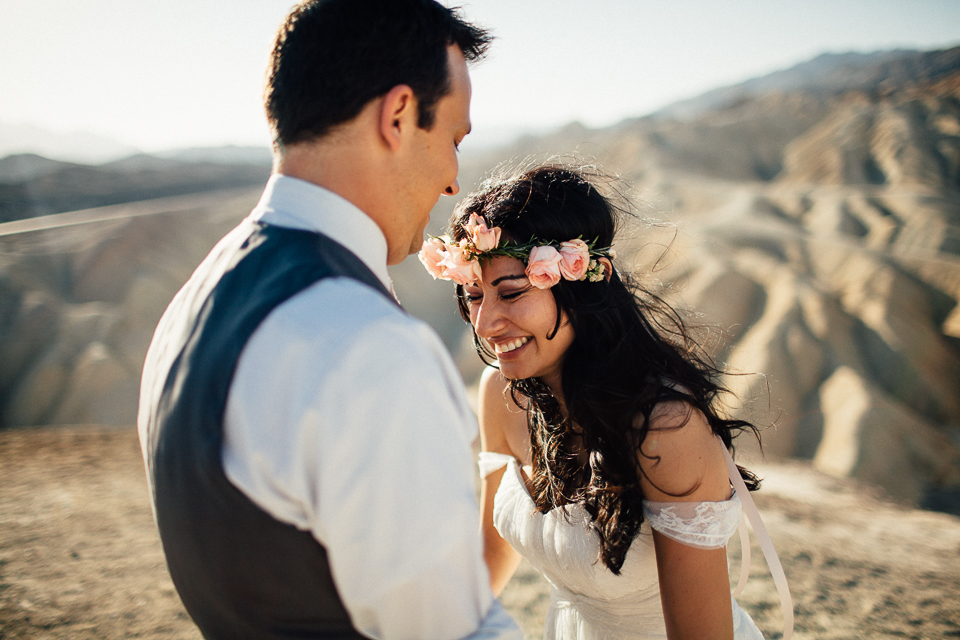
[2,0,958,154]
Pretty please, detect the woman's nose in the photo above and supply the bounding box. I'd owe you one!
[444,178,460,196]
[472,298,502,338]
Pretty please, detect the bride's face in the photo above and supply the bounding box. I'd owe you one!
[464,256,575,390]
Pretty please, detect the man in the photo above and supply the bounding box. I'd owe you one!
[137,1,522,639]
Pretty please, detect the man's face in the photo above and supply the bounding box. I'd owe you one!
[391,45,472,265]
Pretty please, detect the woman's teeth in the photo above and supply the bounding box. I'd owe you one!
[495,337,529,353]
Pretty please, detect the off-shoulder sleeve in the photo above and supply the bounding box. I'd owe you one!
[642,492,742,549]
[478,452,515,479]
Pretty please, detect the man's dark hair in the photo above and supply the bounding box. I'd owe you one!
[265,0,491,147]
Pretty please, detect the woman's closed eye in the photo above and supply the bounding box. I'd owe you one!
[466,285,531,305]
[499,286,532,301]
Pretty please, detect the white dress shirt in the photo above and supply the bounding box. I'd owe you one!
[221,175,521,640]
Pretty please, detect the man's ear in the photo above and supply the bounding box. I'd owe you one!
[379,84,416,152]
[599,257,613,282]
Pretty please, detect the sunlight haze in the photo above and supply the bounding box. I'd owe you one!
[1,0,958,156]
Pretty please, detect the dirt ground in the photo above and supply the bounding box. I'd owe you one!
[1,425,959,640]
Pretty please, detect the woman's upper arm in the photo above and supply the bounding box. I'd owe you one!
[476,367,524,595]
[639,403,735,639]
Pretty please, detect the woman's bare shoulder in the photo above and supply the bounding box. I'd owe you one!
[479,367,523,417]
[637,401,730,502]
[479,366,509,401]
[477,367,527,456]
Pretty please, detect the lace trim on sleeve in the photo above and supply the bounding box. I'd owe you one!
[642,493,742,550]
[478,451,515,479]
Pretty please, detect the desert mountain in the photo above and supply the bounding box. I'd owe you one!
[0,151,270,223]
[0,189,264,428]
[1,46,959,513]
[654,46,960,121]
[0,121,140,165]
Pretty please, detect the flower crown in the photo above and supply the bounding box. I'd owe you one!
[418,214,615,289]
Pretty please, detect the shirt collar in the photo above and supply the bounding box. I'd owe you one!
[249,174,392,290]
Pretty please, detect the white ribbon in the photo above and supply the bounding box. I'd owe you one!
[719,436,794,640]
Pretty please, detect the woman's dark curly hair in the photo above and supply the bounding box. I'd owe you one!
[450,162,761,575]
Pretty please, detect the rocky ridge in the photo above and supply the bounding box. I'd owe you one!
[0,189,262,427]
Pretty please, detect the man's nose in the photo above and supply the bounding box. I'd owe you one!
[443,178,460,196]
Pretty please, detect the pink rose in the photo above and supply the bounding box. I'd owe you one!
[438,241,482,285]
[463,213,482,237]
[525,245,562,289]
[418,237,448,279]
[468,214,501,252]
[558,239,590,280]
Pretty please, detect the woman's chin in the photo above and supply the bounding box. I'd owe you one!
[495,360,525,381]
[496,364,518,380]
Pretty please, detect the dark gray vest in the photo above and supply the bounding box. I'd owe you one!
[142,219,395,639]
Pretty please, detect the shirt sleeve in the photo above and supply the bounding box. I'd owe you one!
[222,279,521,640]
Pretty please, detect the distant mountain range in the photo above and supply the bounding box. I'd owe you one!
[0,122,141,165]
[0,150,271,223]
[2,45,957,223]
[652,45,960,121]
[481,44,960,189]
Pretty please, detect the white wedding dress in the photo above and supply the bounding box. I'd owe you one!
[480,452,766,640]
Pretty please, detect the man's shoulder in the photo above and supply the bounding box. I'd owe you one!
[237,274,465,411]
[264,276,440,354]
[283,275,405,323]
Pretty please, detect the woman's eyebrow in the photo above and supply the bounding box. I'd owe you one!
[491,274,529,286]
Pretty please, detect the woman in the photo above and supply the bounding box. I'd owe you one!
[419,163,785,640]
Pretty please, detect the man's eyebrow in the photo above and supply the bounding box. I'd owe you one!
[491,274,528,286]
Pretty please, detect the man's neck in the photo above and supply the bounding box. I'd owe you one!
[275,141,377,213]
